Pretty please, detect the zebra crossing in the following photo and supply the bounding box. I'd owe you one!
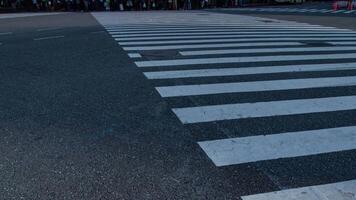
[221,7,356,15]
[92,12,356,199]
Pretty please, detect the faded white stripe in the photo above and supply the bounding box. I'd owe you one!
[135,53,356,67]
[172,95,356,124]
[156,76,356,97]
[143,63,356,79]
[115,34,356,41]
[199,126,356,166]
[124,42,303,51]
[179,46,356,56]
[119,37,356,46]
[242,180,356,200]
[113,31,353,38]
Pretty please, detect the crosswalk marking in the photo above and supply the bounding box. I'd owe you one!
[135,53,356,67]
[230,7,355,15]
[115,34,356,41]
[119,37,356,46]
[241,180,356,200]
[179,46,356,56]
[199,126,356,166]
[143,63,356,79]
[93,12,356,198]
[123,42,305,51]
[156,76,356,97]
[128,53,142,58]
[106,24,327,31]
[114,31,354,38]
[111,27,348,35]
[331,41,356,45]
[172,95,356,124]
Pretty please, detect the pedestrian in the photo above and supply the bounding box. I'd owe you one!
[183,0,190,9]
[125,0,132,10]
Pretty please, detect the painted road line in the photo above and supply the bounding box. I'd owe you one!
[104,23,314,29]
[118,37,356,46]
[37,27,61,32]
[331,41,356,45]
[33,35,64,41]
[135,53,356,67]
[113,31,354,38]
[345,10,356,14]
[112,28,347,35]
[199,126,356,166]
[124,42,304,51]
[242,180,356,200]
[128,53,142,58]
[115,34,356,41]
[109,28,349,35]
[172,95,356,124]
[106,24,325,31]
[332,10,347,13]
[0,32,13,36]
[106,25,327,31]
[144,63,356,79]
[156,76,356,97]
[179,46,356,56]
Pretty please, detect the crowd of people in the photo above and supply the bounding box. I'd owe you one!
[0,0,239,11]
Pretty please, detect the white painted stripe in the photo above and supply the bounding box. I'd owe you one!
[119,37,356,46]
[172,95,356,124]
[144,63,356,79]
[179,46,356,56]
[135,53,356,67]
[242,180,356,200]
[112,28,345,35]
[332,10,347,13]
[124,42,304,51]
[0,32,13,36]
[115,34,356,41]
[128,53,142,58]
[104,22,311,27]
[37,27,61,32]
[331,41,356,45]
[199,126,356,167]
[104,22,318,28]
[113,31,354,38]
[33,35,64,41]
[156,76,356,97]
[345,10,356,14]
[106,25,325,31]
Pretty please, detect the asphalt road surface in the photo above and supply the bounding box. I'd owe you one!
[1,11,356,200]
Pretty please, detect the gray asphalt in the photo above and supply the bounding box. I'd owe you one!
[1,12,356,200]
[0,13,275,200]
